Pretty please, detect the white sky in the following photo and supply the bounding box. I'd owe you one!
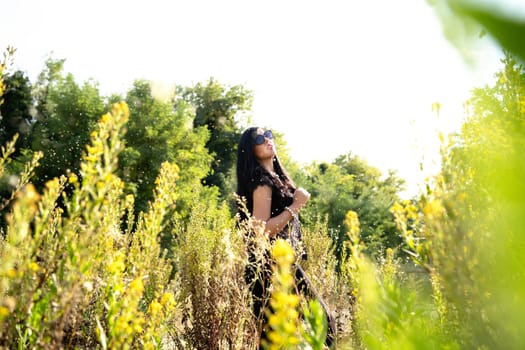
[1,0,518,197]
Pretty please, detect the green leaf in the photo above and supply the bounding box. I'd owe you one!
[455,3,525,62]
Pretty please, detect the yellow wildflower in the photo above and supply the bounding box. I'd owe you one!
[0,306,10,318]
[271,239,295,266]
[68,173,78,184]
[29,262,39,272]
[149,300,163,317]
[423,199,445,219]
[345,210,360,242]
[100,113,111,124]
[129,277,144,294]
[108,257,125,274]
[23,183,40,203]
[160,292,176,308]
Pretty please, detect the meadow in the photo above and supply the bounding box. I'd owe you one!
[1,1,525,349]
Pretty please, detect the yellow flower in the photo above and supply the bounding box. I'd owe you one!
[283,321,297,335]
[108,255,126,274]
[285,308,299,320]
[100,113,111,124]
[267,332,284,345]
[149,300,163,317]
[160,292,175,307]
[111,101,130,118]
[83,154,97,162]
[271,239,295,266]
[125,194,135,204]
[406,204,419,220]
[68,173,78,184]
[133,323,143,333]
[0,306,10,318]
[390,201,403,213]
[345,210,360,241]
[272,292,298,308]
[266,238,301,349]
[129,277,144,294]
[29,262,40,272]
[23,184,40,203]
[423,199,445,219]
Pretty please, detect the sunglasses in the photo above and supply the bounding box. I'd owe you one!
[253,130,273,145]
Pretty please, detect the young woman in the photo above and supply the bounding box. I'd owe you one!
[236,126,335,347]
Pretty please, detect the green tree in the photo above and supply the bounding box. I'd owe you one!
[0,71,34,211]
[302,153,404,262]
[441,53,524,348]
[334,154,404,254]
[30,59,105,186]
[391,52,525,350]
[121,80,215,219]
[178,78,253,199]
[302,161,356,261]
[0,70,33,150]
[31,57,66,127]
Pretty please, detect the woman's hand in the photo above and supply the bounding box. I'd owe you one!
[252,185,310,238]
[291,187,310,213]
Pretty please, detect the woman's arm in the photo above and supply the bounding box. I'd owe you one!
[252,185,309,238]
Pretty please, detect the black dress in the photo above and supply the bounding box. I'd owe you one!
[243,167,336,347]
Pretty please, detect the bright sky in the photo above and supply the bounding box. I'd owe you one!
[1,0,517,197]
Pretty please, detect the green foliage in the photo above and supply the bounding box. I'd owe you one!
[30,58,105,185]
[433,0,525,64]
[175,190,254,349]
[391,50,525,349]
[178,78,253,199]
[121,80,215,218]
[301,300,328,350]
[0,46,16,106]
[302,153,404,262]
[444,53,525,348]
[2,6,523,347]
[0,102,179,349]
[0,70,33,150]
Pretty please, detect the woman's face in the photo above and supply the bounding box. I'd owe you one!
[253,128,275,161]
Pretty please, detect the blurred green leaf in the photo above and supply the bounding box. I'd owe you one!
[455,2,525,62]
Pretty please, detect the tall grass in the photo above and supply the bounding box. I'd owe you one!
[0,102,179,349]
[0,99,260,349]
[2,47,524,349]
[0,100,509,349]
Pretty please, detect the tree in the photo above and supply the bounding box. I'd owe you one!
[30,59,105,186]
[121,80,215,219]
[334,154,403,254]
[393,52,525,349]
[302,152,404,262]
[178,78,253,199]
[0,70,33,151]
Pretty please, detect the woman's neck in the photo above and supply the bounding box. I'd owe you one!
[259,159,274,174]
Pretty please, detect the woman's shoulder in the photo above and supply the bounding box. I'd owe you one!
[253,166,274,187]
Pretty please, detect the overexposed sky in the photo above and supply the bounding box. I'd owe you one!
[1,0,513,197]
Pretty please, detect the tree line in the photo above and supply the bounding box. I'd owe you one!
[0,56,405,262]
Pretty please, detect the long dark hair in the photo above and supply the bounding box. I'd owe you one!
[236,127,295,219]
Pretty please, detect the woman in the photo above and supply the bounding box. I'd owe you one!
[236,126,335,347]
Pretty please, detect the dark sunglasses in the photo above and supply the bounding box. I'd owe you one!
[253,130,273,145]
